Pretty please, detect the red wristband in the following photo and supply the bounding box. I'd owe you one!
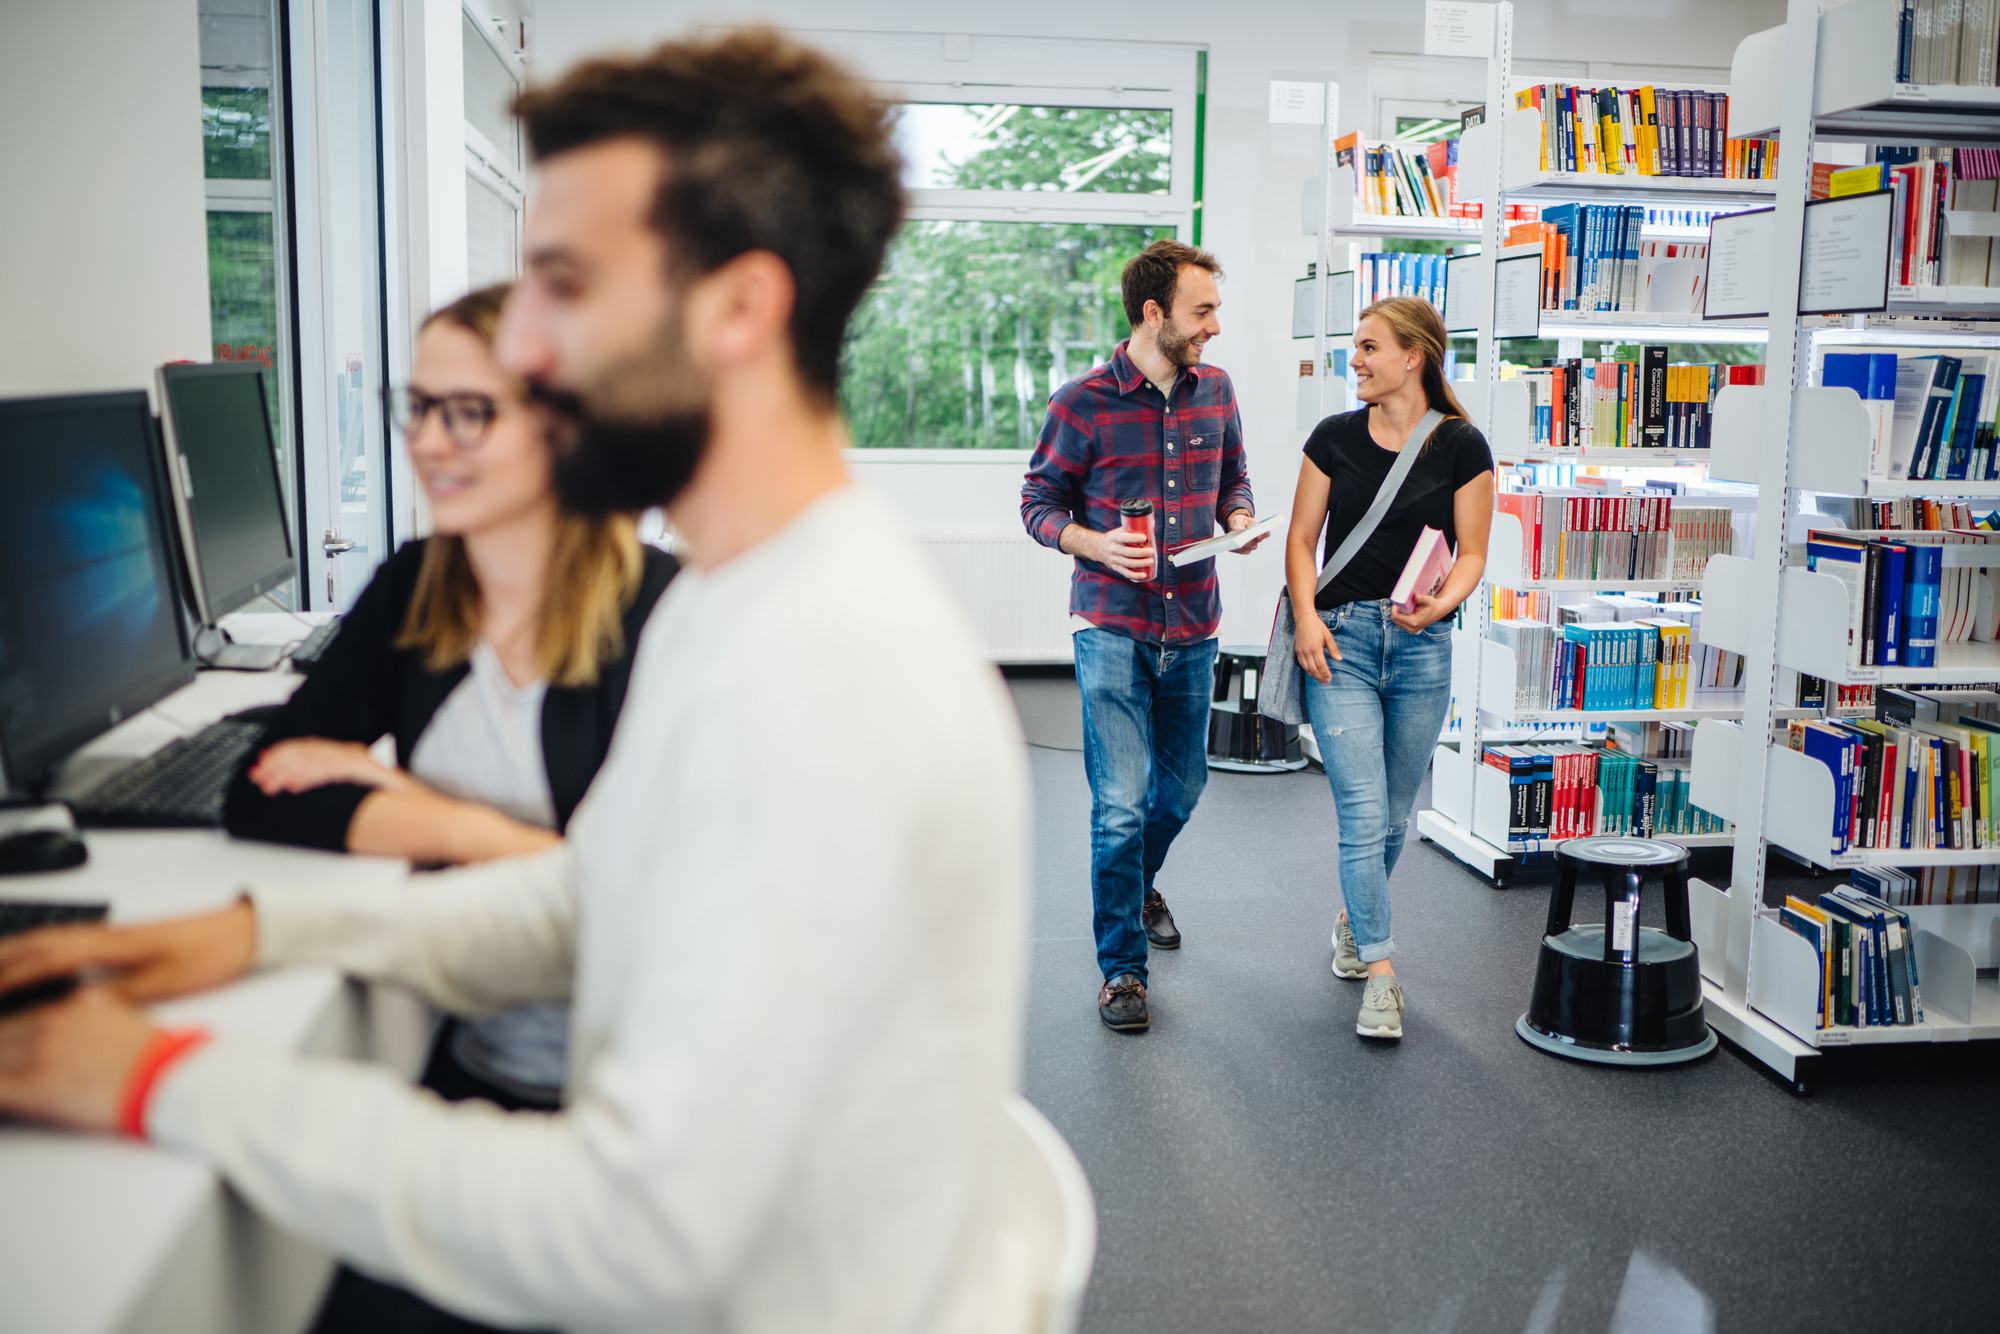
[118,1028,212,1141]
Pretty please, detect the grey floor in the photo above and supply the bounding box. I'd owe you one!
[1007,673,2000,1334]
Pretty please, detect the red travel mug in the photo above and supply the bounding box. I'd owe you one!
[1119,498,1157,581]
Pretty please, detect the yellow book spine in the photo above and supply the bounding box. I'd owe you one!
[1636,86,1659,175]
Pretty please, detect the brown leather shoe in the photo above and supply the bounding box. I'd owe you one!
[1097,973,1149,1032]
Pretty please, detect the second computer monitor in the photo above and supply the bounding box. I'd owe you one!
[156,363,297,624]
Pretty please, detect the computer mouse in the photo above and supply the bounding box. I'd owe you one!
[0,828,89,875]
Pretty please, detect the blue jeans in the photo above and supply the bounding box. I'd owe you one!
[1302,601,1454,964]
[1075,628,1219,985]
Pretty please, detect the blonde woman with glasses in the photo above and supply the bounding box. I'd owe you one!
[223,283,677,1111]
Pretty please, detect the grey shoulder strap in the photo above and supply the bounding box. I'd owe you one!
[1316,407,1446,593]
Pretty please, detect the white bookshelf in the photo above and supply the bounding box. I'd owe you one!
[1729,0,2000,148]
[1677,0,2000,1084]
[1414,2,1762,887]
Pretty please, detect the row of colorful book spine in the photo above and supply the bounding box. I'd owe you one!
[1508,359,1761,452]
[1511,83,1777,179]
[1481,743,1726,841]
[1774,884,1925,1030]
[1822,350,1997,482]
[1495,490,1735,583]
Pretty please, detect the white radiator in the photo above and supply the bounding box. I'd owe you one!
[916,532,1077,664]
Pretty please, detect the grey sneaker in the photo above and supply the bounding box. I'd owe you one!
[1330,914,1367,979]
[1356,974,1405,1039]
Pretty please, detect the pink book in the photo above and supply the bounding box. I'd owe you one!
[1390,526,1453,614]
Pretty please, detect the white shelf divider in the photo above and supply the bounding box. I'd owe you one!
[1326,183,1481,240]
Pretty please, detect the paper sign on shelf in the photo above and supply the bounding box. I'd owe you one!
[1269,81,1325,125]
[1799,190,1893,316]
[1293,276,1319,339]
[1703,208,1776,320]
[1424,1,1496,58]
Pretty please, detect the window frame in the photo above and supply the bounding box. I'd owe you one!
[775,30,1205,456]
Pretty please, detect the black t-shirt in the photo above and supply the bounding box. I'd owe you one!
[1302,409,1493,610]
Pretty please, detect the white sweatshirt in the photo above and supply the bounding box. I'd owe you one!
[148,487,1033,1333]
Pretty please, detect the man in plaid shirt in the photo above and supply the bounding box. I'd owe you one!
[1020,239,1265,1033]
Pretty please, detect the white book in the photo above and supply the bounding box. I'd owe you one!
[1166,512,1285,566]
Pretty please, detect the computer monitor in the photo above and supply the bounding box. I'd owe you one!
[0,392,196,791]
[155,363,297,625]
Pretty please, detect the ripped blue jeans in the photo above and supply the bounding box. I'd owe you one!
[1302,600,1454,963]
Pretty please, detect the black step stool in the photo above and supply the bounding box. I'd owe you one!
[1516,835,1717,1066]
[1206,644,1306,773]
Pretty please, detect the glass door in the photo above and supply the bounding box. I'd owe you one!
[289,0,389,609]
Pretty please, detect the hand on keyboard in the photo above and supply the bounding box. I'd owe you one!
[0,900,258,1003]
[247,738,413,796]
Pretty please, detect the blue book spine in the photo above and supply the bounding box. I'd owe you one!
[1949,374,1984,481]
[1878,544,1907,665]
[1799,727,1854,853]
[1900,743,1918,849]
[1904,546,1941,668]
[1912,357,1962,480]
[1933,739,1949,850]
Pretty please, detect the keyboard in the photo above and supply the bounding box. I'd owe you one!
[288,617,343,670]
[0,900,108,1017]
[69,712,274,829]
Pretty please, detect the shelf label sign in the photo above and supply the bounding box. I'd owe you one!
[1799,190,1894,316]
[1424,2,1496,57]
[1326,270,1358,337]
[1704,208,1776,320]
[1269,81,1325,125]
[1493,253,1541,338]
[1293,276,1319,339]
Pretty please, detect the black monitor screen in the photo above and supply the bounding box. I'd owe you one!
[0,392,194,789]
[159,364,295,620]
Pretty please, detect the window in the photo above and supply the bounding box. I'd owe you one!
[462,8,525,289]
[199,0,294,599]
[787,32,1204,450]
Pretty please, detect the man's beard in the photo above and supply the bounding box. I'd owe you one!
[1157,319,1203,369]
[532,385,710,518]
[525,311,713,518]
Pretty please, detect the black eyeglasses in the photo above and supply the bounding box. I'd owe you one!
[385,387,504,449]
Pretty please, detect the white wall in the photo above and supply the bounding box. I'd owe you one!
[0,0,212,398]
[532,0,1786,646]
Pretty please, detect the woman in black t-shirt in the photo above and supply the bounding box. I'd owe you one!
[1283,296,1494,1041]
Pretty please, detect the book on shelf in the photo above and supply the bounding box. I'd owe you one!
[1506,356,1755,451]
[1357,252,1448,310]
[1871,153,2000,288]
[1486,615,1694,714]
[1805,527,2000,666]
[1481,740,1725,840]
[1510,83,1778,179]
[1786,698,2000,854]
[1865,862,2000,904]
[1777,888,1926,1031]
[1494,489,1733,582]
[1334,132,1479,220]
[1896,1,2000,87]
[1820,352,1899,477]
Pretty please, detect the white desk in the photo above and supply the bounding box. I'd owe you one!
[0,631,428,1334]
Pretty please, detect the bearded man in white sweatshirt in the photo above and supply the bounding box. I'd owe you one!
[0,29,1031,1334]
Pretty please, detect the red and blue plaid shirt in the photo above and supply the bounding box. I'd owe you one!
[1021,342,1254,646]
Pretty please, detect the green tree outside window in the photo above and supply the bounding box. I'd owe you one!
[840,106,1178,449]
